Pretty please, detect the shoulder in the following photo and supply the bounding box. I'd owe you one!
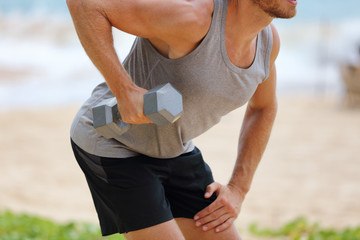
[138,0,214,42]
[161,0,214,43]
[269,23,280,65]
[100,0,213,43]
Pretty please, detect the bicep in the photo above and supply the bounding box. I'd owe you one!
[249,64,277,110]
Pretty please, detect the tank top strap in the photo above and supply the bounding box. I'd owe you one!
[256,25,273,82]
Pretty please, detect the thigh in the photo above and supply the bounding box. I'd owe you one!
[71,140,174,235]
[175,218,241,240]
[165,147,217,219]
[123,219,184,240]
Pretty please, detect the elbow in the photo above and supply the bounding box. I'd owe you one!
[66,0,102,24]
[249,95,278,114]
[66,0,80,11]
[269,97,278,113]
[66,0,95,14]
[248,98,278,122]
[264,98,278,118]
[66,0,85,23]
[264,100,278,123]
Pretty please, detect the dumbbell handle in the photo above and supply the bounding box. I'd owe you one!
[92,83,183,139]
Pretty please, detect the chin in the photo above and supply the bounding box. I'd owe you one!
[268,8,297,19]
[253,0,298,19]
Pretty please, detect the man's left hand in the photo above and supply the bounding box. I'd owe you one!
[194,182,245,233]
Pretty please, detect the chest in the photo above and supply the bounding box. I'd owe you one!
[225,36,258,69]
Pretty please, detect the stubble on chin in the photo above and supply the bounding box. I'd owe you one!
[251,0,297,19]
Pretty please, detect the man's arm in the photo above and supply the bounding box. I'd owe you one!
[66,0,211,124]
[194,24,280,233]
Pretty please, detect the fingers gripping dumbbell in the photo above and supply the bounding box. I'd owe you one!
[92,83,183,139]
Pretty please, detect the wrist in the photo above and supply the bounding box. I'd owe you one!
[227,182,248,199]
[110,75,137,101]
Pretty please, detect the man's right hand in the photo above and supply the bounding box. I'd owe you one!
[116,84,153,125]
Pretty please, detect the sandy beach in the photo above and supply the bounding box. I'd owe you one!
[0,95,359,238]
[1,0,360,238]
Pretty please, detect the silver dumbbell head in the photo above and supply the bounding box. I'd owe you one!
[92,98,130,139]
[144,83,183,126]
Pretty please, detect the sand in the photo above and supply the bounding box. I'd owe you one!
[0,95,359,238]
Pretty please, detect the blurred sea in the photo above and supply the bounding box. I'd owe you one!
[0,0,360,109]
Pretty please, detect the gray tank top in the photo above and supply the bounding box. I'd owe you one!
[70,0,273,158]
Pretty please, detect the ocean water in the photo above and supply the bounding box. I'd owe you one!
[0,0,360,110]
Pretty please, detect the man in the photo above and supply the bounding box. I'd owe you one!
[67,0,297,239]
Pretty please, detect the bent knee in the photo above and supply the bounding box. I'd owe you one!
[124,219,185,240]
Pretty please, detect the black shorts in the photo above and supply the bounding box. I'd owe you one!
[71,139,216,236]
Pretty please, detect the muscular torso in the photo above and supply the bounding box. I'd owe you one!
[69,0,275,159]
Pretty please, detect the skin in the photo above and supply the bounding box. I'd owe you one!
[66,0,297,239]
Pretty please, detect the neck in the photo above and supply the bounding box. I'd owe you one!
[226,0,273,49]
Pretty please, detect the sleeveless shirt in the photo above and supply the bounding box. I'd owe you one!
[70,0,273,159]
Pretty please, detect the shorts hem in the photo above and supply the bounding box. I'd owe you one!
[101,215,174,236]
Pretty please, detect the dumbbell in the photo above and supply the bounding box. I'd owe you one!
[92,83,183,139]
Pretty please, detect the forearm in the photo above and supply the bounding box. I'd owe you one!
[228,101,277,196]
[194,103,277,232]
[67,0,134,98]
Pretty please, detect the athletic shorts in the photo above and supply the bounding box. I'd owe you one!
[71,139,217,236]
